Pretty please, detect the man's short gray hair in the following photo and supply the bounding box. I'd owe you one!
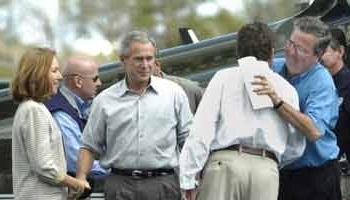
[293,16,331,55]
[120,30,157,57]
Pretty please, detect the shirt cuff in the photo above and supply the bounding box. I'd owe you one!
[54,171,67,185]
[180,174,197,190]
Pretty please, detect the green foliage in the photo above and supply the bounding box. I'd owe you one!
[0,0,301,79]
[59,0,241,49]
[242,0,297,22]
[0,67,12,79]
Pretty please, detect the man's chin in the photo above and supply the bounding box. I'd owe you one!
[140,75,151,81]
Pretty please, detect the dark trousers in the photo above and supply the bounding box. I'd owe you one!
[104,173,181,200]
[278,160,341,200]
[339,137,350,161]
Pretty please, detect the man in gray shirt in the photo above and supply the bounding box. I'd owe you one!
[76,31,193,200]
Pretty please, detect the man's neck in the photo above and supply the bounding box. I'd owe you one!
[126,79,150,95]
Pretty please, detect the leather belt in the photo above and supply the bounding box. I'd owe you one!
[216,144,278,163]
[111,168,174,178]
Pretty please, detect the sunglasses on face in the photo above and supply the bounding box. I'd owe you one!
[65,74,99,82]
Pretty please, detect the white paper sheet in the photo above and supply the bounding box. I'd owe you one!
[238,56,273,110]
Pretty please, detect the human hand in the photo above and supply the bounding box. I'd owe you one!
[182,189,198,200]
[251,75,281,104]
[69,178,91,199]
[78,178,91,191]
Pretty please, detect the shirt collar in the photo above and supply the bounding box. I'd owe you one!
[61,84,90,116]
[115,76,160,97]
[282,62,319,84]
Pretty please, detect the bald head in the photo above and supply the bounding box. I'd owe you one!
[63,57,98,79]
[63,56,101,100]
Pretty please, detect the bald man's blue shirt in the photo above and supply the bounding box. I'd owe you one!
[53,111,107,177]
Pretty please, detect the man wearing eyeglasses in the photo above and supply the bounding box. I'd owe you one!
[45,57,106,199]
[254,16,340,200]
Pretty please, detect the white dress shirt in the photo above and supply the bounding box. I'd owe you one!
[179,67,306,189]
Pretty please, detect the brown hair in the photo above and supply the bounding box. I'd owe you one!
[237,21,275,61]
[11,47,56,102]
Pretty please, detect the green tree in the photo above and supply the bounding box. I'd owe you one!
[242,0,298,22]
[59,0,215,49]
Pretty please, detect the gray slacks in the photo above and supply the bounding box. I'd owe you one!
[104,173,181,200]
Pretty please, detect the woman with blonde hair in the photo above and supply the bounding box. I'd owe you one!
[11,47,90,200]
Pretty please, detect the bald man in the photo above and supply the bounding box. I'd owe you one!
[45,57,106,199]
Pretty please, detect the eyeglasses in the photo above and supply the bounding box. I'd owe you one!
[65,74,99,82]
[284,39,311,57]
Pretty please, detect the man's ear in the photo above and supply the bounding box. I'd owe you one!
[74,76,83,88]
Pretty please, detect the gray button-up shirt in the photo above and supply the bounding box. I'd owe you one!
[82,76,193,169]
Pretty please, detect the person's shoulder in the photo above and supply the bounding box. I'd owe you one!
[340,66,350,77]
[95,81,122,99]
[271,72,298,97]
[165,75,202,90]
[20,99,44,111]
[166,75,195,85]
[17,100,49,117]
[153,75,183,89]
[214,67,240,79]
[152,76,190,98]
[313,63,334,83]
[343,65,350,74]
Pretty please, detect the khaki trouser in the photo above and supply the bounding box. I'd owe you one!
[197,150,279,200]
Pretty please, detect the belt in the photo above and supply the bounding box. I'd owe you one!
[111,168,174,178]
[215,144,278,163]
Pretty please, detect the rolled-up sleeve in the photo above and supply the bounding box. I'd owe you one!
[303,76,338,138]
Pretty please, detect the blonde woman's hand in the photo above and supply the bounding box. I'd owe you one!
[68,178,91,200]
[73,178,90,193]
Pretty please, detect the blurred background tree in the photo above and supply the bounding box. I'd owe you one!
[0,0,302,79]
[242,0,297,22]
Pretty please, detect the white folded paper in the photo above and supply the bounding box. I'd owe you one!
[238,56,273,110]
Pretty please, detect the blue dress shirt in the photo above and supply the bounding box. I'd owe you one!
[53,89,107,178]
[273,58,339,169]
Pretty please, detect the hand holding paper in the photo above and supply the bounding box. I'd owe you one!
[238,56,274,110]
